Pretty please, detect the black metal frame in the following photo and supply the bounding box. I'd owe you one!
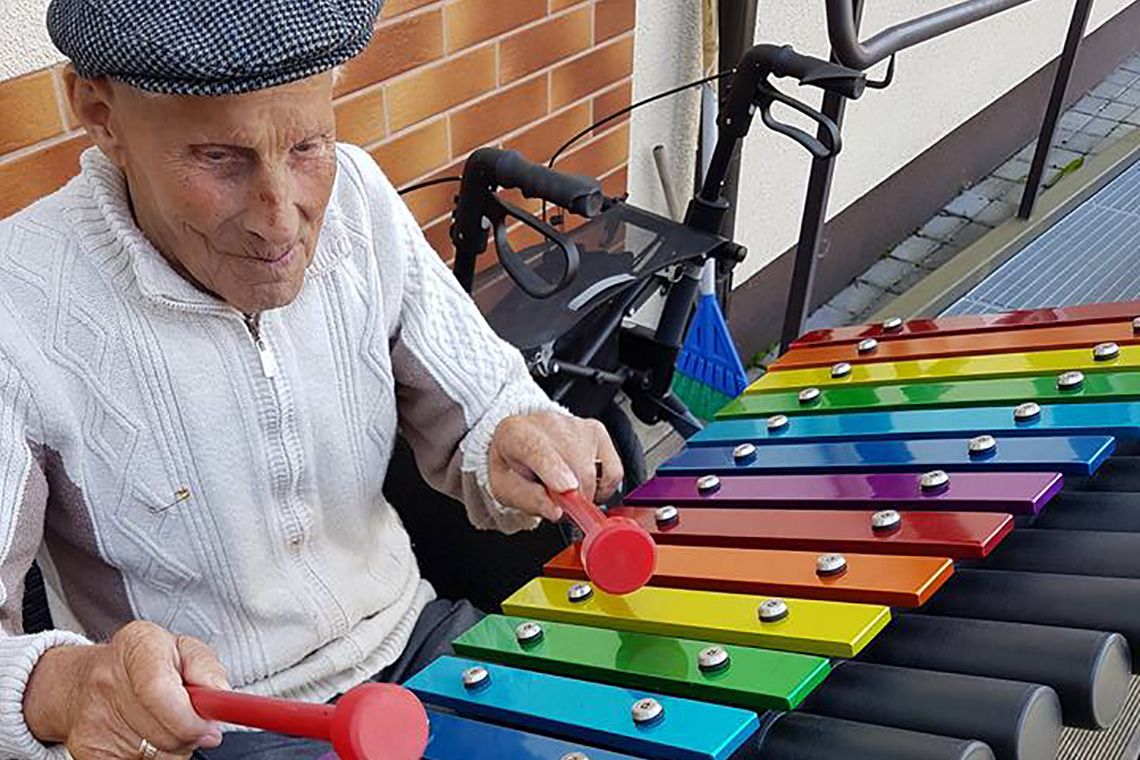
[780,0,1096,351]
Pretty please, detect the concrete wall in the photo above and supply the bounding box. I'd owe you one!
[628,0,1137,284]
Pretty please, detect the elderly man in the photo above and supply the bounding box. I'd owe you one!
[0,1,623,758]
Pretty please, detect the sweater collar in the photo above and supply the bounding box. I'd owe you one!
[76,147,349,311]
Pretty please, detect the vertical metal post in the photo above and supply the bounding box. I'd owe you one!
[1018,0,1094,219]
[715,0,760,241]
[779,0,865,352]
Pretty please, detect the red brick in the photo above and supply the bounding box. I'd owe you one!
[0,133,91,219]
[551,35,633,109]
[369,118,449,186]
[0,70,64,155]
[334,89,386,147]
[499,8,592,84]
[445,0,546,52]
[335,11,444,97]
[386,45,497,131]
[381,0,439,18]
[596,0,635,42]
[449,75,548,156]
[591,80,632,135]
[554,122,629,181]
[504,102,591,163]
[401,160,464,226]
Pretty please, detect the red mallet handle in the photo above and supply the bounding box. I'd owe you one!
[549,489,657,595]
[187,683,428,760]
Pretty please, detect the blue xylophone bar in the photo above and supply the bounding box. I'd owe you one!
[424,710,644,760]
[405,656,760,760]
[658,435,1115,477]
[689,401,1140,447]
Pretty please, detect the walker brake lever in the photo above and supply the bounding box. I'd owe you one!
[487,195,581,299]
[754,84,842,160]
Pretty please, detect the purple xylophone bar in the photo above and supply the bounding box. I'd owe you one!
[625,472,1062,516]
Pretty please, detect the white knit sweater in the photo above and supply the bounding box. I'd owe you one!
[0,145,558,759]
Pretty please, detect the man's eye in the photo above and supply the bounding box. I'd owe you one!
[293,141,322,156]
[199,149,231,163]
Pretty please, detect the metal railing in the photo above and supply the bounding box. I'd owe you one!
[780,0,1096,351]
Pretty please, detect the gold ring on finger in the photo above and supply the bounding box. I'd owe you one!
[138,738,159,760]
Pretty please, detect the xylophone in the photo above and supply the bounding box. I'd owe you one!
[352,300,1140,759]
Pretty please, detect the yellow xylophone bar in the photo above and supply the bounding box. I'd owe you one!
[502,576,891,659]
[746,342,1140,394]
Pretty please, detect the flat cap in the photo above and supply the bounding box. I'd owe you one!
[47,0,384,96]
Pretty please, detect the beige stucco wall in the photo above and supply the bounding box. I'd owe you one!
[0,0,59,80]
[628,0,1138,284]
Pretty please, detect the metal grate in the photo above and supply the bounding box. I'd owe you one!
[945,157,1140,315]
[1058,675,1140,760]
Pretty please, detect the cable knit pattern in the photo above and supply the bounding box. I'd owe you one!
[0,144,560,758]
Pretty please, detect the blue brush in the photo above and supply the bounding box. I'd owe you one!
[672,260,749,422]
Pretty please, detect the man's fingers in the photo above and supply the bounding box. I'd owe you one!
[117,624,215,751]
[489,463,562,520]
[176,635,228,746]
[593,423,624,501]
[496,420,579,495]
[176,635,230,690]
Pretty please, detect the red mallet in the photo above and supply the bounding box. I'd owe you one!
[187,682,428,760]
[549,488,658,595]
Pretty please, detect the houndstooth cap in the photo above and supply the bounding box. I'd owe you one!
[47,0,384,96]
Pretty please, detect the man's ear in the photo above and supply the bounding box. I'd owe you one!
[63,66,126,166]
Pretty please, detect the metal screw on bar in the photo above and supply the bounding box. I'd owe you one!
[697,646,731,673]
[697,474,721,494]
[561,754,590,760]
[831,362,853,379]
[816,553,848,577]
[920,470,951,492]
[871,509,902,533]
[1093,342,1121,362]
[655,505,679,527]
[968,434,998,458]
[515,621,544,646]
[1133,317,1140,333]
[631,698,664,725]
[1057,371,1085,391]
[568,583,594,603]
[733,443,757,463]
[758,598,789,623]
[1014,402,1042,422]
[858,338,879,354]
[799,387,822,405]
[462,666,490,689]
[882,317,904,331]
[767,414,789,432]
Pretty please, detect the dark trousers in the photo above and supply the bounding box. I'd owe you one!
[194,598,483,760]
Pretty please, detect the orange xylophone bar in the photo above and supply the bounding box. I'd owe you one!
[544,542,955,607]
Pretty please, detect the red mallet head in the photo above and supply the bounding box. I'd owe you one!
[329,683,429,760]
[188,682,428,760]
[549,488,657,594]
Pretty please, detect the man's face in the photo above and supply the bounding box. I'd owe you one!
[97,74,338,313]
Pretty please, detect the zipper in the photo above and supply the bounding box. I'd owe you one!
[244,313,279,378]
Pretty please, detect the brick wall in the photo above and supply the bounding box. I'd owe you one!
[0,0,635,270]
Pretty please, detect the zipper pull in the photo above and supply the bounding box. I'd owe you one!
[255,336,278,378]
[245,314,278,379]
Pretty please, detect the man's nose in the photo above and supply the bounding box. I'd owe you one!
[243,166,300,249]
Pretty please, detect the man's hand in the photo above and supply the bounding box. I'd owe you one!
[25,621,229,759]
[488,411,624,520]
